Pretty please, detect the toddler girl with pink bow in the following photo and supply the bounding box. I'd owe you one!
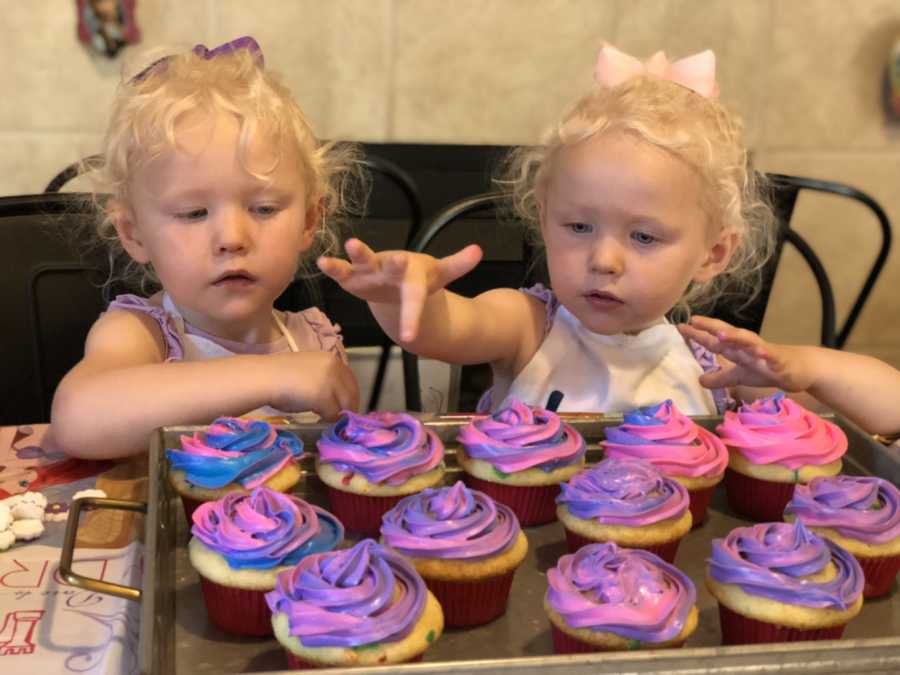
[49,37,361,458]
[319,43,776,414]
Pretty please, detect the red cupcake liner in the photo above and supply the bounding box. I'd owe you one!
[549,622,685,653]
[687,485,715,528]
[724,469,796,522]
[198,576,273,636]
[285,651,423,668]
[325,487,405,537]
[563,529,682,563]
[424,571,516,627]
[717,603,846,645]
[857,553,900,599]
[464,476,558,526]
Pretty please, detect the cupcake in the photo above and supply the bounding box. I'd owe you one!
[167,416,304,520]
[545,542,698,653]
[266,539,443,668]
[556,457,692,561]
[456,398,586,526]
[706,521,863,645]
[784,475,900,598]
[381,481,528,627]
[188,487,343,636]
[602,400,727,527]
[316,411,445,536]
[717,393,846,522]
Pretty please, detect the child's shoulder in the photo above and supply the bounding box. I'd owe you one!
[99,292,181,360]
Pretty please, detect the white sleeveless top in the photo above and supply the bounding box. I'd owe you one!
[485,288,720,415]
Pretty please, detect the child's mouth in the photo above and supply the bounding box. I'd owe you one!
[214,270,256,287]
[584,291,624,309]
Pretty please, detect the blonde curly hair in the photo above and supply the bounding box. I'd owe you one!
[83,42,364,292]
[498,76,776,321]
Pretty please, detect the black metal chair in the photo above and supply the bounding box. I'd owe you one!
[401,176,893,411]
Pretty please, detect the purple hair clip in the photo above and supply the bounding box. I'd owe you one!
[130,35,264,84]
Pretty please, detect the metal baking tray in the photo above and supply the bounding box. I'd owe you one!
[135,414,900,674]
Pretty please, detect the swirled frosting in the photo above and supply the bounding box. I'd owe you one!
[785,475,900,545]
[265,539,427,648]
[166,417,303,489]
[557,458,689,525]
[457,398,586,474]
[381,481,519,560]
[716,393,847,469]
[192,487,343,570]
[708,521,863,609]
[317,412,443,486]
[602,400,727,478]
[546,542,696,642]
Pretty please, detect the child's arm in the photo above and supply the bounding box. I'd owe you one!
[318,239,545,371]
[679,316,900,436]
[49,309,359,459]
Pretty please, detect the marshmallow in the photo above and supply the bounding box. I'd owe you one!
[11,519,44,541]
[0,529,14,551]
[0,504,11,531]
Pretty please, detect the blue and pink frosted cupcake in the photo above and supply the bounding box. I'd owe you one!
[785,475,900,598]
[188,486,343,636]
[545,542,698,653]
[717,393,846,522]
[706,521,864,644]
[266,539,443,668]
[316,411,445,536]
[381,481,528,627]
[603,400,727,527]
[556,457,692,561]
[456,398,586,526]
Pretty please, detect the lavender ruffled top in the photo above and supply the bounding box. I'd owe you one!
[602,400,727,479]
[167,417,303,489]
[265,539,427,648]
[557,458,689,526]
[785,475,900,546]
[457,398,586,474]
[381,481,519,560]
[192,487,343,569]
[317,412,444,486]
[547,542,696,642]
[708,521,863,610]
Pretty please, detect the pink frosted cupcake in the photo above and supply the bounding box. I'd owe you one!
[785,476,900,598]
[707,521,864,645]
[602,400,727,527]
[545,542,698,653]
[717,393,846,522]
[188,487,343,636]
[456,398,586,526]
[381,481,528,627]
[556,458,691,562]
[167,417,304,521]
[316,411,445,536]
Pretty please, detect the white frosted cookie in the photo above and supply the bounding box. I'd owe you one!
[18,491,48,509]
[73,489,108,501]
[11,502,45,521]
[11,519,44,541]
[0,529,14,551]
[0,504,11,531]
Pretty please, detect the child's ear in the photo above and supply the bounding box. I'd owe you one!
[109,199,151,264]
[694,226,739,284]
[300,199,323,250]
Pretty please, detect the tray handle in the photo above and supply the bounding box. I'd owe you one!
[59,496,147,602]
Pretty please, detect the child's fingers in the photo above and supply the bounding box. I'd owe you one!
[316,256,353,282]
[399,267,428,342]
[677,323,720,351]
[437,245,482,285]
[344,238,379,271]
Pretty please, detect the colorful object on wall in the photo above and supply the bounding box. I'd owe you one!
[77,0,140,58]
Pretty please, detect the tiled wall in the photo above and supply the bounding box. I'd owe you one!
[3,0,899,365]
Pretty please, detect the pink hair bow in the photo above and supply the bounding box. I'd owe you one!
[593,42,719,99]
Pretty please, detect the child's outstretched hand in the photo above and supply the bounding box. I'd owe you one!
[317,238,482,342]
[678,316,816,392]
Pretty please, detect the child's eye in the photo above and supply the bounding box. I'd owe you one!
[251,204,281,217]
[567,222,593,234]
[631,231,657,246]
[176,208,207,221]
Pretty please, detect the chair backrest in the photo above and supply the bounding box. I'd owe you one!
[401,174,893,411]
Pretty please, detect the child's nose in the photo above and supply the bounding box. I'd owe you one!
[214,208,252,253]
[589,239,624,275]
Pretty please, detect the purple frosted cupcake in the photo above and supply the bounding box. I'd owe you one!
[381,481,528,627]
[545,542,698,653]
[316,411,445,536]
[557,458,692,561]
[266,539,443,668]
[785,475,900,598]
[706,521,864,644]
[457,398,586,526]
[188,486,343,636]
